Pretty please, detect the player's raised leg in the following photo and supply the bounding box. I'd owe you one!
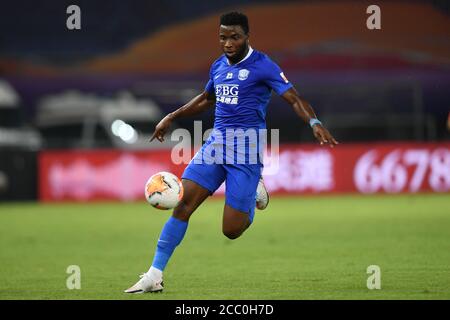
[222,204,253,239]
[124,179,210,293]
[221,164,260,239]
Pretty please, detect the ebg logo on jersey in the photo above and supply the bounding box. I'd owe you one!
[215,84,239,105]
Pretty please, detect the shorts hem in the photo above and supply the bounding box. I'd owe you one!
[182,170,216,195]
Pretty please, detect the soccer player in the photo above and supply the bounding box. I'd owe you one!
[125,11,338,293]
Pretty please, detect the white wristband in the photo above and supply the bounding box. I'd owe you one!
[309,118,322,127]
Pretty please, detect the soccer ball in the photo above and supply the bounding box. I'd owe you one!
[145,172,184,210]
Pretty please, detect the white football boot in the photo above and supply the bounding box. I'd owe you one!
[256,177,269,210]
[124,272,164,294]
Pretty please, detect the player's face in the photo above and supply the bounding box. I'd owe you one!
[219,25,249,63]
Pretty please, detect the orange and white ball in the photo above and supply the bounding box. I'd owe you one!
[145,172,184,210]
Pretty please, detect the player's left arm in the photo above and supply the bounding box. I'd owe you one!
[281,87,339,147]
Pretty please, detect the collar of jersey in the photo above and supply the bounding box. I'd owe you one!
[226,46,254,66]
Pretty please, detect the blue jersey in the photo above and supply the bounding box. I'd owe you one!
[183,49,292,218]
[205,48,293,131]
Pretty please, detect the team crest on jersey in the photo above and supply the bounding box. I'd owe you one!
[238,69,250,81]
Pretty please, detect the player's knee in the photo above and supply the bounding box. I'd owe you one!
[222,227,243,240]
[172,200,194,221]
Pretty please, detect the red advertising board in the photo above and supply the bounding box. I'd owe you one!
[39,142,450,202]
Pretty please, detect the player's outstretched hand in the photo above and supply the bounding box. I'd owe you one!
[312,125,339,148]
[150,115,173,143]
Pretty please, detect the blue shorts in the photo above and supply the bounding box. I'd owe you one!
[182,161,262,224]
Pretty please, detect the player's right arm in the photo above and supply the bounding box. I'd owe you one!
[150,90,216,142]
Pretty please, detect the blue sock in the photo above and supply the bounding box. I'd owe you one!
[151,216,188,271]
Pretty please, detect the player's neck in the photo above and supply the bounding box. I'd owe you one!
[227,46,252,65]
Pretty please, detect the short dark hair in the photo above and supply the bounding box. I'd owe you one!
[220,12,249,34]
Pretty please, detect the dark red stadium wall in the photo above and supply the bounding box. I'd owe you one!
[38,142,450,202]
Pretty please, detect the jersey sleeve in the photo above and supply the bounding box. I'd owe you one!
[204,64,216,94]
[204,79,214,94]
[262,58,293,96]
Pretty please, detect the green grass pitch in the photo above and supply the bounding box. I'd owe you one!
[0,194,449,300]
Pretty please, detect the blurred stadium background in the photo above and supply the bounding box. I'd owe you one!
[0,0,449,201]
[0,0,449,299]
